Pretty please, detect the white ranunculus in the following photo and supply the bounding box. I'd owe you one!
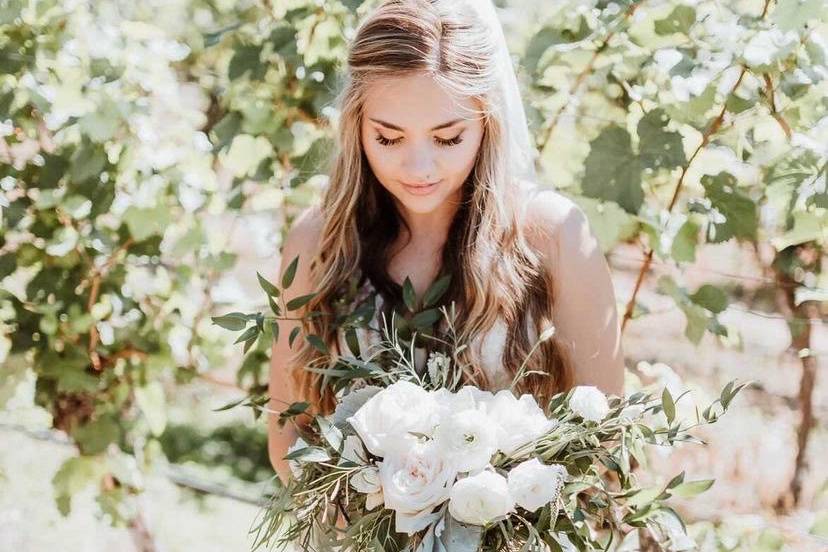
[569,386,610,422]
[448,469,514,526]
[434,409,498,473]
[486,390,557,456]
[379,441,458,535]
[347,380,441,457]
[433,386,493,419]
[507,458,567,512]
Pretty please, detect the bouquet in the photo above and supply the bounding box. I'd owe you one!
[213,259,749,551]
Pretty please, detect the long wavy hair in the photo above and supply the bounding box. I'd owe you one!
[290,0,574,414]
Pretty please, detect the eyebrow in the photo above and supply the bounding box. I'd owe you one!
[368,117,464,132]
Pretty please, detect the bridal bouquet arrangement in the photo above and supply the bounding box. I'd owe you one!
[213,260,749,551]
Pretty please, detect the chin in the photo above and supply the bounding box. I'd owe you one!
[396,196,445,214]
[384,181,461,215]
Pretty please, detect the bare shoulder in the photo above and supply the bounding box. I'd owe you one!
[521,187,592,260]
[286,204,325,245]
[279,204,325,290]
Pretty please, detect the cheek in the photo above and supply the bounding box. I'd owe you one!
[361,134,393,176]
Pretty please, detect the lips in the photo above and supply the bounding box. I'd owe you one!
[401,179,441,196]
[402,180,440,188]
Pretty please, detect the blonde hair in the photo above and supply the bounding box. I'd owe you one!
[291,0,573,414]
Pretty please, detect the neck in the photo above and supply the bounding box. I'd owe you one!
[395,196,460,248]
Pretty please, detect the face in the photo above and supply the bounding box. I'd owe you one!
[360,72,485,217]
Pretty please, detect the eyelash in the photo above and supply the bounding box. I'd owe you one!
[374,134,464,147]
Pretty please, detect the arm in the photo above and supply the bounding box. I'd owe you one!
[527,191,626,397]
[267,206,324,484]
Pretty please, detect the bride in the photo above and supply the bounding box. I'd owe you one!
[266,0,624,488]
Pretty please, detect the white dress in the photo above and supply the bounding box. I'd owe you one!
[334,276,537,392]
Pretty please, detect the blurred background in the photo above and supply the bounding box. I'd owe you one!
[1,0,826,550]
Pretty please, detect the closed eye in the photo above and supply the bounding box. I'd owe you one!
[374,133,464,147]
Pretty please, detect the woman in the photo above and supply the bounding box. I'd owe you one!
[267,0,624,486]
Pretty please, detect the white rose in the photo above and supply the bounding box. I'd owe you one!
[434,409,498,473]
[347,380,440,457]
[448,468,514,526]
[569,386,610,422]
[507,458,567,512]
[432,386,493,420]
[379,441,458,535]
[486,390,557,455]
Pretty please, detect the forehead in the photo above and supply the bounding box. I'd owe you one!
[362,73,482,129]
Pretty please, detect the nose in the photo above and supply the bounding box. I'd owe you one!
[402,141,438,182]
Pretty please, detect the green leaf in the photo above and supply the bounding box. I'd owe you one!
[212,396,247,412]
[306,334,328,354]
[234,325,259,345]
[438,514,483,552]
[268,294,281,316]
[221,134,273,177]
[689,284,728,313]
[661,387,676,425]
[256,272,280,297]
[654,5,696,35]
[135,381,166,436]
[574,197,638,252]
[671,218,700,263]
[212,312,248,331]
[671,479,714,498]
[281,255,299,288]
[69,142,106,183]
[771,210,826,250]
[402,276,417,312]
[228,43,263,80]
[316,415,343,451]
[288,326,301,347]
[0,253,16,280]
[411,309,441,329]
[270,320,280,345]
[625,486,663,509]
[523,18,591,75]
[701,172,758,243]
[123,204,172,241]
[57,367,100,393]
[243,333,259,354]
[582,125,643,214]
[52,457,106,516]
[283,446,330,462]
[286,293,316,311]
[423,274,451,308]
[666,471,686,489]
[72,415,121,455]
[344,327,361,356]
[638,109,687,171]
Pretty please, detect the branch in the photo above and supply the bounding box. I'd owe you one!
[621,67,748,334]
